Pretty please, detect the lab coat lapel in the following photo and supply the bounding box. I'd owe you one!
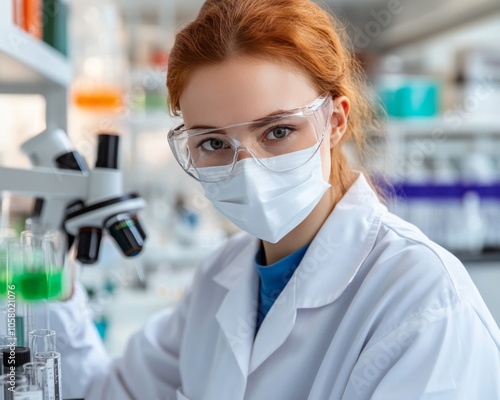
[250,172,385,373]
[213,238,260,378]
[294,172,385,309]
[249,273,297,373]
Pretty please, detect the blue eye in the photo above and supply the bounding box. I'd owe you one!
[199,138,229,151]
[266,126,293,140]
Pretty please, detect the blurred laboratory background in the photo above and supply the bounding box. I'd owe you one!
[1,0,500,356]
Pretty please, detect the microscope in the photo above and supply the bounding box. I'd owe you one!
[0,128,147,264]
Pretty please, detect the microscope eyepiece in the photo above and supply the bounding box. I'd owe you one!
[95,134,119,169]
[55,151,90,172]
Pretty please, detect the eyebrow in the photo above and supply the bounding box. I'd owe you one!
[188,109,295,132]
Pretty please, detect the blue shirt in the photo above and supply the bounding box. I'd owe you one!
[255,241,310,333]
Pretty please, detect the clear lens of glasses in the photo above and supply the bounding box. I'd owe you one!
[168,95,333,182]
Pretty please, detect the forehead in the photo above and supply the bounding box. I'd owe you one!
[179,56,319,128]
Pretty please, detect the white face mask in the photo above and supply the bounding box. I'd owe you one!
[198,145,331,243]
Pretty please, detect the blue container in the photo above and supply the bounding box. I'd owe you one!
[379,76,440,118]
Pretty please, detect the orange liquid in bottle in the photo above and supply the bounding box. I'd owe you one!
[23,0,42,39]
[72,85,124,112]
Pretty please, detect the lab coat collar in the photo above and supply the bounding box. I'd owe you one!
[212,172,386,375]
[294,171,385,309]
[213,237,260,377]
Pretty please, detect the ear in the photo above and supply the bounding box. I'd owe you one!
[329,96,350,148]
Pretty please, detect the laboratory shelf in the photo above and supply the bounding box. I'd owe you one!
[387,181,500,199]
[457,250,500,264]
[0,24,70,89]
[387,117,500,136]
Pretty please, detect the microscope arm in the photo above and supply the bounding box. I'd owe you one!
[0,166,89,231]
[0,166,88,199]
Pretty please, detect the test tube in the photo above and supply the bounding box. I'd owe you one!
[3,244,24,347]
[12,384,44,400]
[34,352,62,400]
[22,361,47,399]
[20,231,65,302]
[0,307,8,339]
[0,373,28,400]
[20,232,59,349]
[0,249,10,301]
[29,330,56,361]
[24,219,43,235]
[20,231,47,302]
[0,230,16,250]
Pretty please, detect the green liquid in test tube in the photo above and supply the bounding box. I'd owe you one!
[18,231,66,302]
[0,230,17,298]
[0,281,7,298]
[0,262,64,300]
[16,269,64,301]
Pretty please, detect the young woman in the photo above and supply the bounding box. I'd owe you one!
[52,0,500,399]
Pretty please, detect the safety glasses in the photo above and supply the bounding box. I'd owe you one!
[167,94,333,182]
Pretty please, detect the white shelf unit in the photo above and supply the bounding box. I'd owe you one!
[383,117,500,181]
[375,5,500,180]
[0,18,70,130]
[387,117,500,137]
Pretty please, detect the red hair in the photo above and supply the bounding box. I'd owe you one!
[167,0,383,197]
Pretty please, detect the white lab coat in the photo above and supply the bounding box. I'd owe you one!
[48,172,500,399]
